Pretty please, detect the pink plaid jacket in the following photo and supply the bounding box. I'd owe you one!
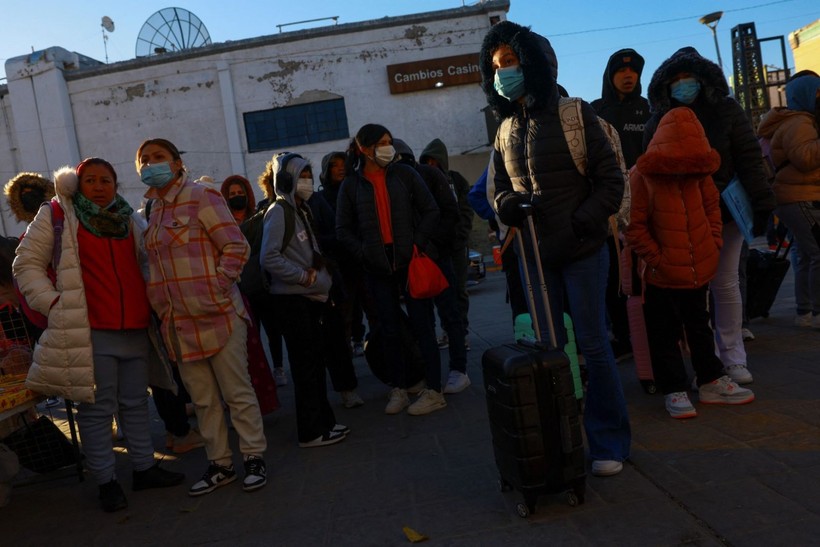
[144,175,250,363]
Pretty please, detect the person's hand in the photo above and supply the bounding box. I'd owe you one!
[497,192,529,227]
[300,268,318,287]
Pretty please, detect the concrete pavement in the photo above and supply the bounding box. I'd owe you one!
[2,261,819,546]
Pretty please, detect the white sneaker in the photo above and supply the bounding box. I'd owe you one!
[407,380,426,395]
[442,371,471,394]
[724,363,753,384]
[591,460,623,477]
[340,390,364,409]
[407,389,447,416]
[664,392,697,419]
[699,375,755,405]
[741,328,755,341]
[794,313,812,327]
[385,388,410,414]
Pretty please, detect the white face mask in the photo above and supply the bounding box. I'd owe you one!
[295,177,314,200]
[374,145,396,167]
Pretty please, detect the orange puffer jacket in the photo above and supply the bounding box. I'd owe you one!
[626,107,723,289]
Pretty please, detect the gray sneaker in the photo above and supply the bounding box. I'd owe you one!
[664,392,697,419]
[699,375,754,405]
[442,371,471,394]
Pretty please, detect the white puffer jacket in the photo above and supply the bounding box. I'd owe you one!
[12,166,147,403]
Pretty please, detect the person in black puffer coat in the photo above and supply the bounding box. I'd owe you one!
[336,124,444,417]
[644,46,776,386]
[480,20,631,477]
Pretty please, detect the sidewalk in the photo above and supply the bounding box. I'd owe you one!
[2,266,819,545]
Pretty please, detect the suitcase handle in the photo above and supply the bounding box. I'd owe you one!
[515,203,559,349]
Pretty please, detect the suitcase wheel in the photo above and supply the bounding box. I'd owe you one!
[567,492,580,507]
[640,380,658,395]
[515,502,530,518]
[497,477,513,492]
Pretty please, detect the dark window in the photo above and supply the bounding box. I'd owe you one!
[243,99,349,152]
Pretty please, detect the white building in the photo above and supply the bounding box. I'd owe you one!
[0,1,509,236]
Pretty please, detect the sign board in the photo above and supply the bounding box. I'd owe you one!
[386,53,481,94]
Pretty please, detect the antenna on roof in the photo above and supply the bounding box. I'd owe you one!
[101,16,115,64]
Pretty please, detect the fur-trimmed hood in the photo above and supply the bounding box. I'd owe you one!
[53,166,81,202]
[637,107,721,177]
[4,172,55,224]
[647,47,729,114]
[480,21,558,119]
[220,174,256,219]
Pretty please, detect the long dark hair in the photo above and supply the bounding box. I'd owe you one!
[345,124,392,174]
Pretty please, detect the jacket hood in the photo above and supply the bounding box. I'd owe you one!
[786,75,820,113]
[220,175,256,217]
[53,166,80,201]
[480,21,558,119]
[273,153,311,206]
[757,107,804,138]
[419,138,449,172]
[319,151,346,186]
[392,139,416,164]
[647,46,729,114]
[4,172,56,224]
[600,48,645,101]
[637,107,721,176]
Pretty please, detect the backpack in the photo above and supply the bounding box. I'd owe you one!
[237,198,295,298]
[13,200,65,329]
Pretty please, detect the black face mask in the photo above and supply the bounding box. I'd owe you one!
[20,189,46,214]
[228,195,247,211]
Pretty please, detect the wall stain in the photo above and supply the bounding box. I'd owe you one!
[254,60,305,82]
[404,25,428,46]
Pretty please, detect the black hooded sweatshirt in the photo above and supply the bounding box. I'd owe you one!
[591,49,651,169]
[644,47,775,225]
[479,21,624,266]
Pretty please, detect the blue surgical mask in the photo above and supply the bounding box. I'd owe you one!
[670,78,701,105]
[494,65,525,102]
[140,162,176,188]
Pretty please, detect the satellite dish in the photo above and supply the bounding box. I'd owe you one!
[135,7,212,57]
[101,16,115,33]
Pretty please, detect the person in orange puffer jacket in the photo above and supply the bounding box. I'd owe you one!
[627,107,755,420]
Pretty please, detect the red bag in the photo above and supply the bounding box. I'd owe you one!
[407,245,449,299]
[241,295,279,415]
[13,201,64,330]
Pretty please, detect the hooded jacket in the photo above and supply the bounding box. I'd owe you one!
[756,75,820,204]
[319,151,347,211]
[260,154,331,300]
[626,107,723,289]
[645,47,775,225]
[419,138,474,250]
[220,175,256,223]
[13,167,149,403]
[336,159,439,276]
[480,21,624,265]
[591,49,651,168]
[4,172,56,227]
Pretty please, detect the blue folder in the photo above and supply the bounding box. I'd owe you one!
[721,176,755,244]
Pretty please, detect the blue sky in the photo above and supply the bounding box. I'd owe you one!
[1,1,818,103]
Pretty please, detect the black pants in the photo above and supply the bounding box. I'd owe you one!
[501,235,529,323]
[644,284,724,394]
[322,296,358,392]
[251,292,284,369]
[273,294,337,443]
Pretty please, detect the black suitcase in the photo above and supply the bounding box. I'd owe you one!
[481,205,586,518]
[746,241,790,320]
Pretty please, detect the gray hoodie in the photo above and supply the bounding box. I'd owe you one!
[260,154,331,301]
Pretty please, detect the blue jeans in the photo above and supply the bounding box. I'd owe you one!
[516,233,631,462]
[777,202,820,315]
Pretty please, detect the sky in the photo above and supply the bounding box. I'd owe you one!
[1,0,819,104]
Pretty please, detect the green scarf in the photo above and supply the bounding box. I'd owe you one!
[73,193,133,239]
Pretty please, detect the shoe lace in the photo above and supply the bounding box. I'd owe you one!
[245,458,264,475]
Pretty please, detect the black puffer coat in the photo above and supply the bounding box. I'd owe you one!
[336,162,439,275]
[480,21,624,266]
[644,47,775,225]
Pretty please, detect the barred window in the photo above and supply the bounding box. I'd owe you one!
[243,99,349,152]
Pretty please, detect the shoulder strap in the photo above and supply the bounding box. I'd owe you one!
[558,97,587,176]
[275,198,296,253]
[48,200,64,269]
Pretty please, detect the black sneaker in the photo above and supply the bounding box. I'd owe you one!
[132,462,185,491]
[242,456,267,492]
[298,430,346,448]
[99,479,127,512]
[188,462,236,497]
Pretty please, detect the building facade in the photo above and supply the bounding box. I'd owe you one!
[0,1,509,236]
